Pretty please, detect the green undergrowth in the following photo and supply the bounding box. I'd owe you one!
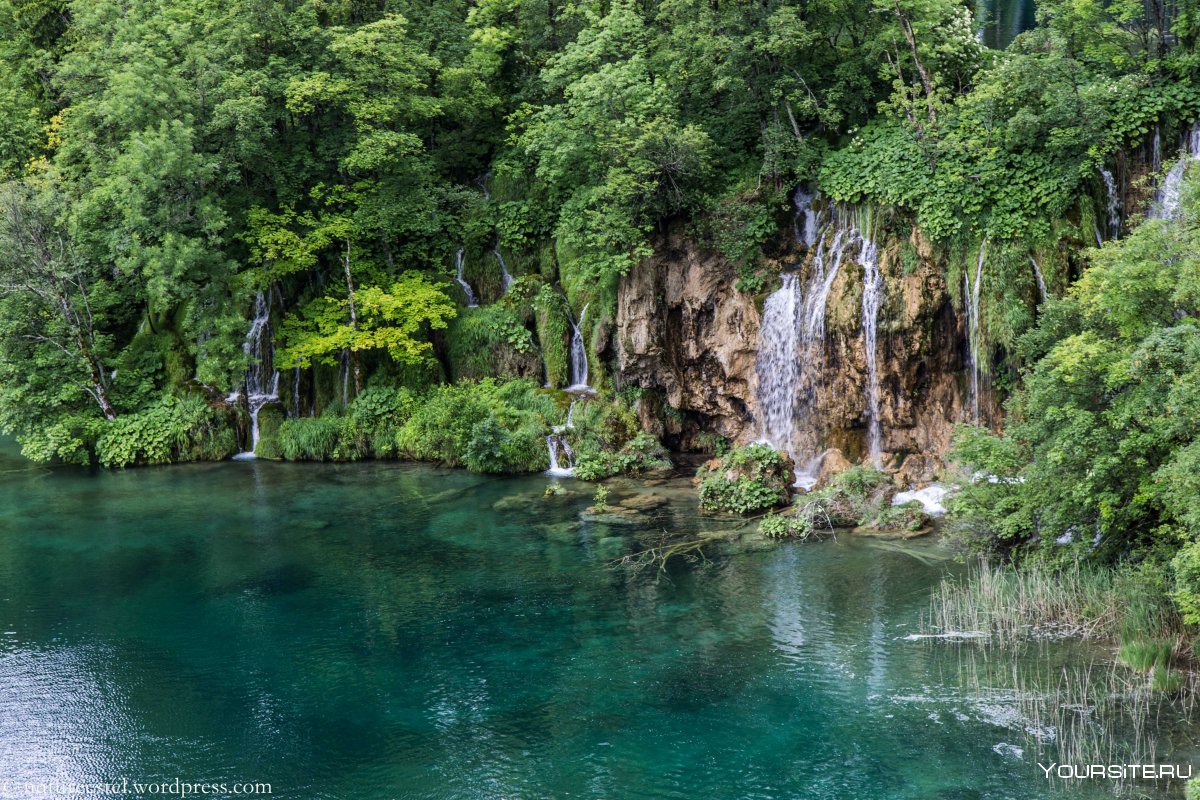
[697,444,792,515]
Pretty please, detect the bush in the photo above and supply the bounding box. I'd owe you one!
[697,443,792,514]
[1172,539,1200,625]
[444,304,537,382]
[348,386,417,457]
[279,415,341,461]
[96,396,237,467]
[800,465,895,528]
[397,379,555,472]
[574,431,671,480]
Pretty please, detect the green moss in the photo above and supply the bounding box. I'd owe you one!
[253,404,285,459]
[533,285,571,388]
[445,304,537,382]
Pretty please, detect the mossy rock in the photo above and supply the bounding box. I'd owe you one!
[696,443,793,514]
[580,506,643,526]
[618,492,669,511]
[254,403,286,459]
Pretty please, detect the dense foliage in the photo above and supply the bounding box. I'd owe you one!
[944,171,1200,619]
[0,0,1197,487]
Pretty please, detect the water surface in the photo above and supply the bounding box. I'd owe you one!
[0,444,1182,798]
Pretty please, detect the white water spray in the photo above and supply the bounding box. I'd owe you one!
[494,248,513,292]
[231,292,280,460]
[965,242,986,422]
[859,229,884,465]
[545,434,575,477]
[454,248,478,307]
[1154,122,1200,220]
[1029,256,1047,303]
[1099,167,1121,240]
[567,304,591,391]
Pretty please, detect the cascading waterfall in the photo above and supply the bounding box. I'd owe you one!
[494,248,513,292]
[756,272,803,469]
[1153,125,1162,173]
[545,434,575,477]
[454,248,478,307]
[231,292,280,460]
[858,228,884,466]
[1099,167,1121,240]
[965,241,986,422]
[567,304,591,391]
[792,186,820,248]
[1154,122,1200,220]
[755,199,878,485]
[1029,256,1047,303]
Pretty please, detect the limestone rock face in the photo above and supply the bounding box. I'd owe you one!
[614,224,982,484]
[616,231,760,445]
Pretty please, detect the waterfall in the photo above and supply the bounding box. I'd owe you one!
[1153,125,1162,173]
[545,434,575,477]
[757,206,882,477]
[567,304,591,391]
[291,366,301,417]
[792,186,820,248]
[566,399,578,429]
[859,230,884,466]
[755,201,879,484]
[1099,167,1121,240]
[494,248,513,292]
[802,228,849,343]
[1153,121,1200,220]
[965,242,986,422]
[454,248,478,307]
[1030,256,1047,303]
[756,272,803,466]
[231,292,280,460]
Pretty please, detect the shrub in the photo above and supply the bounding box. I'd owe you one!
[349,386,417,457]
[444,304,537,382]
[279,415,341,461]
[799,465,895,528]
[574,431,671,480]
[96,396,237,467]
[697,443,791,514]
[396,379,554,472]
[1172,539,1200,626]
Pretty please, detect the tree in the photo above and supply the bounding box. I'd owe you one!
[0,179,117,420]
[276,272,457,373]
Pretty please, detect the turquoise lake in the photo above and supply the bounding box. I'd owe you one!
[0,442,1189,799]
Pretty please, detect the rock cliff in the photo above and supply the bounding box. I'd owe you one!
[615,220,983,485]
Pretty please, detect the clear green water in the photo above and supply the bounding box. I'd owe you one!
[0,443,1185,799]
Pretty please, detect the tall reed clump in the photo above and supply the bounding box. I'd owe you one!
[952,650,1196,795]
[926,560,1177,645]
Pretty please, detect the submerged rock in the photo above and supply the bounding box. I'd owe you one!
[618,493,669,511]
[580,506,644,526]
